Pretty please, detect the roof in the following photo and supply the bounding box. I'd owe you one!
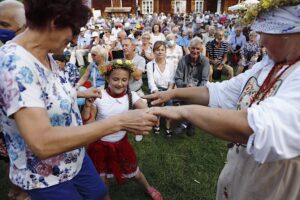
[104,7,132,13]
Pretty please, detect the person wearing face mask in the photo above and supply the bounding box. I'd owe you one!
[0,1,28,200]
[0,0,26,46]
[166,33,183,70]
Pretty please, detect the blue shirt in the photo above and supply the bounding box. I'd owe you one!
[90,62,105,87]
[228,34,247,51]
[176,35,186,47]
[182,36,191,47]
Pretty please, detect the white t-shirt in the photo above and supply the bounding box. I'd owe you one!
[94,90,140,142]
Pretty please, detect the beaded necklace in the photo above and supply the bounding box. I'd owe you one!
[249,59,300,107]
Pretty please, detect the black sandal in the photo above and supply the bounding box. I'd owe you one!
[153,126,160,134]
[166,129,172,137]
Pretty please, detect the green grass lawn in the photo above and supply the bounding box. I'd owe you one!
[0,129,227,200]
[110,130,227,200]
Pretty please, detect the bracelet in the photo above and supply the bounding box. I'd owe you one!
[82,112,92,123]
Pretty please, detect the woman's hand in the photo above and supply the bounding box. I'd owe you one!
[120,109,159,135]
[78,87,101,98]
[143,90,174,106]
[85,97,95,107]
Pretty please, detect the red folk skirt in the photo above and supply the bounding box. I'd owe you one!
[87,135,138,184]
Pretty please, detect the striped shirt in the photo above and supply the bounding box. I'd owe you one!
[206,40,228,60]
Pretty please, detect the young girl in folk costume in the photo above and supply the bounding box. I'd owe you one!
[81,59,163,200]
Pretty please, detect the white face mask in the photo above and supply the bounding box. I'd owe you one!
[167,40,176,47]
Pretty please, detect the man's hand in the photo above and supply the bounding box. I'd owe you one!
[143,90,174,106]
[148,107,185,121]
[120,109,159,135]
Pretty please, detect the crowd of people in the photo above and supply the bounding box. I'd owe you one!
[1,0,300,200]
[60,6,263,137]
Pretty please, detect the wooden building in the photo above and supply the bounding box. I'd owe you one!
[92,0,240,16]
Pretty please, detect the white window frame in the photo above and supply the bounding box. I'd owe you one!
[195,0,204,13]
[174,0,186,14]
[142,0,153,14]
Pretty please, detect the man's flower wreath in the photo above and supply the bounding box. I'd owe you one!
[100,59,135,76]
[242,0,300,25]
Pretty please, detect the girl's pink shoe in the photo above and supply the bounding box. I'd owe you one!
[147,186,163,200]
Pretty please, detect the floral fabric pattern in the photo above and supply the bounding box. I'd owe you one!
[252,5,300,34]
[239,42,261,68]
[0,43,85,190]
[63,62,80,87]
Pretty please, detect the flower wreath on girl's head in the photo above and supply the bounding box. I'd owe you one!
[241,0,300,25]
[100,59,135,76]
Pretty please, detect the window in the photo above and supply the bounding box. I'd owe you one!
[174,0,186,13]
[195,0,204,13]
[142,0,153,14]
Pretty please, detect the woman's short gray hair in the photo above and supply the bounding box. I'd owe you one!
[0,0,26,28]
[189,37,203,47]
[142,32,151,38]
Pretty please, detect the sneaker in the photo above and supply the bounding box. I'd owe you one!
[166,129,172,137]
[153,126,160,135]
[135,135,143,142]
[173,124,187,135]
[186,125,195,137]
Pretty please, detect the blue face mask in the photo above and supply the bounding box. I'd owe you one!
[0,29,16,44]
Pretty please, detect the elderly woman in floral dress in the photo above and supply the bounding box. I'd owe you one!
[0,1,157,200]
[236,31,261,75]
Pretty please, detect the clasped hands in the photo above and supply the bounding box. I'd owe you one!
[82,89,183,136]
[115,90,184,136]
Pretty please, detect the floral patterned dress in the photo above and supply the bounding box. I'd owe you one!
[0,43,85,190]
[239,41,261,69]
